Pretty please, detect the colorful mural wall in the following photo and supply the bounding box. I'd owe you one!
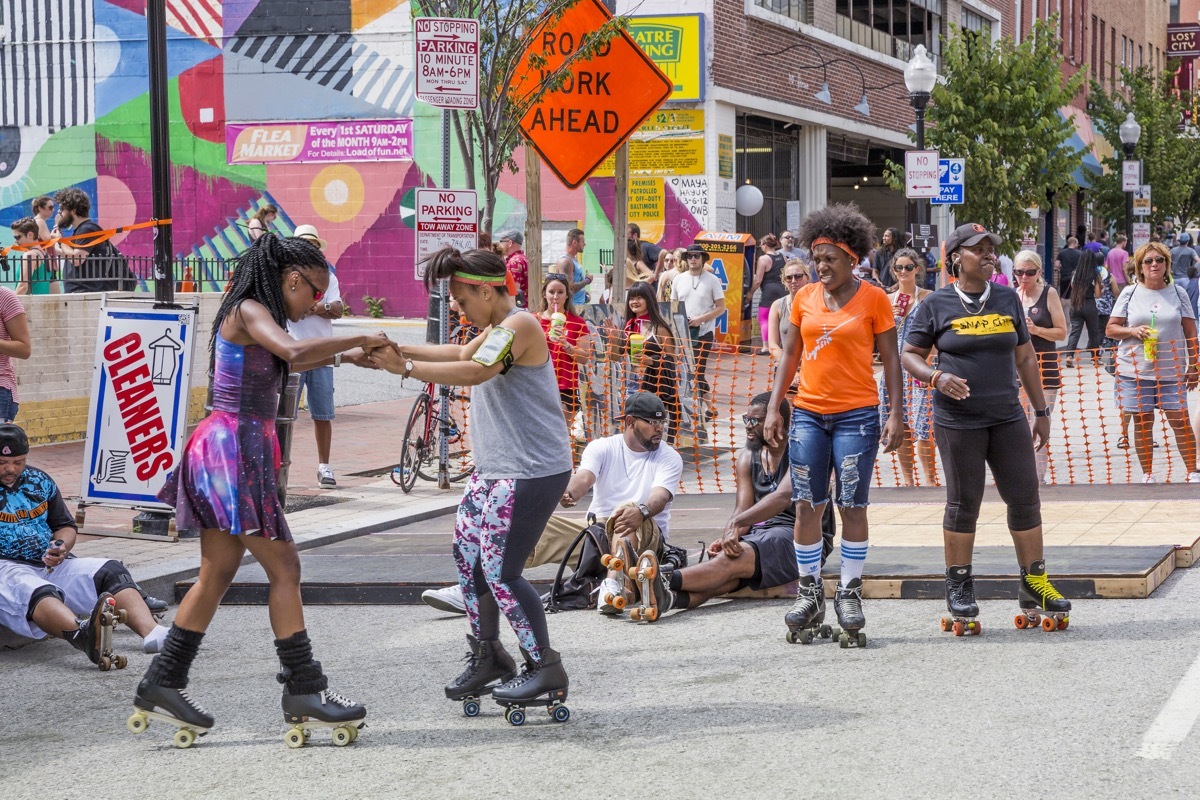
[0,1,705,317]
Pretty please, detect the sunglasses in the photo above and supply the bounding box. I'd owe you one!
[781,236,794,241]
[783,274,806,282]
[1142,256,1167,265]
[894,263,918,272]
[741,414,765,428]
[545,272,569,283]
[1014,268,1040,276]
[686,253,705,259]
[295,271,325,302]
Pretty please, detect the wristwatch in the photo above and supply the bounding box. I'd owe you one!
[404,358,415,378]
[323,301,332,313]
[1034,407,1052,418]
[636,503,652,520]
[332,353,342,368]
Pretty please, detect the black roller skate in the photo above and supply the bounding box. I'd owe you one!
[1015,560,1071,632]
[940,565,981,637]
[492,647,570,726]
[784,575,831,644]
[128,679,214,749]
[282,689,367,748]
[832,578,867,648]
[445,634,517,717]
[70,592,127,671]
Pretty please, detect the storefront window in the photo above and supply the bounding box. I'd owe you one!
[755,0,812,25]
[835,0,942,62]
[961,7,993,38]
[735,116,799,237]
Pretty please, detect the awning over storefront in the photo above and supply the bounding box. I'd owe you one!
[1058,107,1104,189]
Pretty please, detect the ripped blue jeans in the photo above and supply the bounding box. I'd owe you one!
[788,405,880,509]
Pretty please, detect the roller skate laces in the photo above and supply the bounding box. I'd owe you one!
[317,689,358,710]
[1022,570,1065,605]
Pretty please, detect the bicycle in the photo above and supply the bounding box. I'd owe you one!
[391,382,474,492]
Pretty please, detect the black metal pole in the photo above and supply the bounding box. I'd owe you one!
[1123,143,1135,255]
[1044,190,1056,285]
[147,0,175,305]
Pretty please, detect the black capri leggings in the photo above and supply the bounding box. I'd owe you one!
[933,418,1042,534]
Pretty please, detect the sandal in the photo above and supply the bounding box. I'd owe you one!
[1116,435,1129,449]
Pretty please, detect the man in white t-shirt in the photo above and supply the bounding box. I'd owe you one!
[671,244,726,410]
[419,392,684,617]
[287,224,344,488]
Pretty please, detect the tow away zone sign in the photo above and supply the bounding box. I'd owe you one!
[415,189,479,278]
[415,18,479,109]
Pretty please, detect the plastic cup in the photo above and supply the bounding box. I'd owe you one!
[629,333,645,363]
[1143,329,1158,362]
[549,312,567,342]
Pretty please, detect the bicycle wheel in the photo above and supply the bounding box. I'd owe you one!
[416,415,474,484]
[396,392,431,493]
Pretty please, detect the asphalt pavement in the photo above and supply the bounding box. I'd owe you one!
[4,564,1200,798]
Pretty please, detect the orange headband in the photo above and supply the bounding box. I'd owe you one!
[810,237,860,263]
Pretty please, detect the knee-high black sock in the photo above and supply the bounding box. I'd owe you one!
[275,629,328,695]
[142,625,204,689]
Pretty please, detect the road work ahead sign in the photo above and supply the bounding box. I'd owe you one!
[512,0,673,189]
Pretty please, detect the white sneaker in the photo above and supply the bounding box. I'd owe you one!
[1142,473,1157,484]
[421,584,466,614]
[1187,472,1200,484]
[317,464,336,488]
[597,577,628,616]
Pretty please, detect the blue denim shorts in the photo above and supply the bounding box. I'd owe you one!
[789,405,881,508]
[298,366,335,421]
[0,387,19,423]
[1115,376,1185,413]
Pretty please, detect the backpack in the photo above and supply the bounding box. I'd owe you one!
[104,241,137,292]
[544,522,609,612]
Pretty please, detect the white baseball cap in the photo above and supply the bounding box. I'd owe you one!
[293,224,327,250]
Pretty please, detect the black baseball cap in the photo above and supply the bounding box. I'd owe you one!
[945,223,1002,255]
[0,424,29,456]
[624,391,665,420]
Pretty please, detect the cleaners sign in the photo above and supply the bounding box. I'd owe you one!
[512,0,673,189]
[82,306,197,509]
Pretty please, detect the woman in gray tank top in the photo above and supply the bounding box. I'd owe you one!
[370,247,573,723]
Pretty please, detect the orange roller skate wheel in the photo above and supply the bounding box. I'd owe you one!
[1058,618,1069,631]
[973,620,982,635]
[1041,616,1057,632]
[613,595,627,610]
[642,564,657,581]
[1014,614,1028,629]
[630,608,642,621]
[952,620,964,636]
[627,567,639,582]
[940,617,951,632]
[644,608,658,622]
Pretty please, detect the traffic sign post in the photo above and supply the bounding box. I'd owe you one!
[1122,160,1142,192]
[905,150,940,199]
[415,189,478,279]
[1132,221,1152,248]
[1133,185,1152,216]
[511,0,673,189]
[931,157,964,205]
[415,18,479,109]
[908,224,939,255]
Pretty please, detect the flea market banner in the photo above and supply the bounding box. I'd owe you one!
[226,119,414,164]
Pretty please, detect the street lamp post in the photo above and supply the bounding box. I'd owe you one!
[1119,112,1141,255]
[905,45,938,233]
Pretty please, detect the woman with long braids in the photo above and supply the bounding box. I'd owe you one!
[131,234,389,748]
[765,204,905,648]
[370,247,574,724]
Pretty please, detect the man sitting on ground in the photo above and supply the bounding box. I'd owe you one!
[0,425,169,661]
[421,392,683,616]
[631,393,822,618]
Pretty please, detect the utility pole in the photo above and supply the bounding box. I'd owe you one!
[147,0,174,306]
[611,143,629,303]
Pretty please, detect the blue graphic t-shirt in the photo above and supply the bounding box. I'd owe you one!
[0,467,76,565]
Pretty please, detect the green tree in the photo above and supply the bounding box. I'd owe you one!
[887,20,1085,251]
[416,0,626,232]
[1087,65,1200,234]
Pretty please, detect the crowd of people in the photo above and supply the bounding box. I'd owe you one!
[1,202,1196,745]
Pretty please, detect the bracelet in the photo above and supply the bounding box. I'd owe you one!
[333,353,342,368]
[928,370,943,388]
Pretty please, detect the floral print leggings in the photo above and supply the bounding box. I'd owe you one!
[454,470,570,664]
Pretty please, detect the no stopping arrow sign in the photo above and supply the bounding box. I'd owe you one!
[415,18,479,109]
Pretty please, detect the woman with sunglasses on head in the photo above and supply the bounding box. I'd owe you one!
[878,248,936,487]
[135,234,389,746]
[1105,243,1199,484]
[370,247,574,722]
[537,272,592,429]
[765,204,905,647]
[903,224,1070,637]
[1013,250,1068,482]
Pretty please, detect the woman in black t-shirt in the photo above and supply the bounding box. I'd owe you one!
[902,223,1072,635]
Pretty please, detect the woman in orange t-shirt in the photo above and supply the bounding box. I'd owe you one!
[765,204,904,647]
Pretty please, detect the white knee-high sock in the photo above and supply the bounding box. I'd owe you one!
[794,541,824,580]
[840,540,868,585]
